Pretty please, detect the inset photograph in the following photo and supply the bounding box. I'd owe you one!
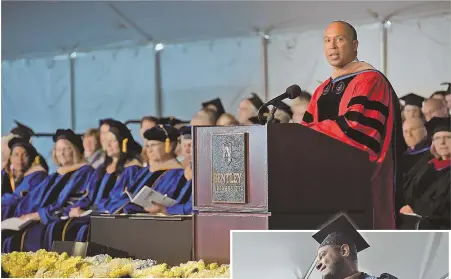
[231,215,449,279]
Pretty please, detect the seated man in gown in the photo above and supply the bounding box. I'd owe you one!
[400,117,450,229]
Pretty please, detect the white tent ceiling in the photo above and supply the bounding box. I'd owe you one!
[2,0,450,60]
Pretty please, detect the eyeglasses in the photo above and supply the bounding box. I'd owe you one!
[433,135,451,141]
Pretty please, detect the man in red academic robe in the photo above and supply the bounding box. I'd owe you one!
[301,21,404,229]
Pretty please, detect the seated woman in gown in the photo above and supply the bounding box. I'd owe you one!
[41,120,143,249]
[103,124,187,215]
[144,125,193,215]
[41,125,189,245]
[2,138,48,207]
[2,129,94,252]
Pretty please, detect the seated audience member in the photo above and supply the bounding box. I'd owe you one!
[100,125,187,215]
[145,125,193,215]
[290,91,311,123]
[1,138,48,205]
[191,109,216,126]
[3,121,48,172]
[202,98,226,122]
[97,118,118,166]
[158,117,189,163]
[430,90,448,100]
[237,93,269,125]
[83,128,103,168]
[140,116,159,142]
[400,117,450,229]
[40,120,143,249]
[402,117,430,172]
[422,98,450,122]
[216,113,239,126]
[140,116,159,165]
[273,100,293,123]
[2,129,94,252]
[400,93,424,120]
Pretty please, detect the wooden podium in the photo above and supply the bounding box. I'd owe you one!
[192,124,375,264]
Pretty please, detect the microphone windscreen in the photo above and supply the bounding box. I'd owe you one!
[286,84,302,99]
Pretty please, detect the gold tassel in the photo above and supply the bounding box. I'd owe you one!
[160,125,171,153]
[165,138,170,153]
[10,176,16,192]
[34,156,40,166]
[122,138,128,153]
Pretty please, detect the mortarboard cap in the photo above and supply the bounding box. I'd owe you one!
[248,93,269,113]
[10,120,35,142]
[202,98,226,119]
[299,215,370,279]
[53,129,84,154]
[159,117,189,127]
[425,116,451,135]
[440,82,451,95]
[400,93,425,108]
[179,125,192,140]
[144,125,181,153]
[274,100,293,118]
[144,125,180,143]
[7,137,39,160]
[98,118,116,128]
[312,215,369,254]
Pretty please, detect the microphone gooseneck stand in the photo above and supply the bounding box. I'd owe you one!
[266,106,277,124]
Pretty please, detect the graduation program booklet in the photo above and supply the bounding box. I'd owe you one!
[125,186,177,208]
[1,217,36,231]
[60,209,93,220]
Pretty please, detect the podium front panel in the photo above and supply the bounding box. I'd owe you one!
[194,212,269,264]
[266,124,373,216]
[193,126,269,212]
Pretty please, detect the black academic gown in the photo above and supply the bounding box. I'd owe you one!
[405,157,450,229]
[402,138,431,174]
[360,272,398,279]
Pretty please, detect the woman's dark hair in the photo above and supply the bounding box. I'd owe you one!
[6,144,35,180]
[99,144,141,176]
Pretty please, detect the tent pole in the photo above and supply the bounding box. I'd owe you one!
[380,21,388,76]
[262,33,270,102]
[155,49,163,117]
[69,54,76,130]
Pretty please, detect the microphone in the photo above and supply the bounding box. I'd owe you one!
[263,84,302,107]
[258,84,302,123]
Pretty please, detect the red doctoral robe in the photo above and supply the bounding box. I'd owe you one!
[301,62,403,229]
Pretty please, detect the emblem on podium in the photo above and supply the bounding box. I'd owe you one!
[211,133,247,203]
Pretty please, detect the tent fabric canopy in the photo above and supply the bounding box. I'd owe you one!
[2,1,450,60]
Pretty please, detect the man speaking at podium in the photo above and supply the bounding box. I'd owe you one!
[301,21,403,229]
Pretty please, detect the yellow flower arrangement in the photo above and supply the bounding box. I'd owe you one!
[1,250,230,278]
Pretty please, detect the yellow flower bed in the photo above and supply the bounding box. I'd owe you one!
[1,250,230,278]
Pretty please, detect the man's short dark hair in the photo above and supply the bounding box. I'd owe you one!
[333,21,358,41]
